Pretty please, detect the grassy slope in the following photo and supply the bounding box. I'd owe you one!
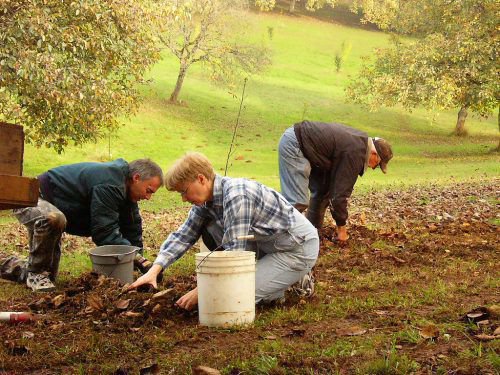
[17,11,498,214]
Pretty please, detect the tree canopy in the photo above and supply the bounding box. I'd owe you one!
[0,0,163,152]
[164,0,271,103]
[347,0,499,137]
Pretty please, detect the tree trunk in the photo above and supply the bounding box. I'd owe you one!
[454,106,468,136]
[169,63,189,103]
[289,0,296,12]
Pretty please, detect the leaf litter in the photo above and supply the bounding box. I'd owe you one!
[0,179,498,373]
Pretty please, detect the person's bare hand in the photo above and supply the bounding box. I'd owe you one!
[175,288,198,311]
[336,226,349,242]
[127,264,162,291]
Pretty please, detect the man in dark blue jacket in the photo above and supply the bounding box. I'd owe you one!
[0,158,163,292]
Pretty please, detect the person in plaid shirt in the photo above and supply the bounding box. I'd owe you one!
[129,152,319,309]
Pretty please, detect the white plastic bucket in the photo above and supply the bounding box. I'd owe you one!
[195,251,255,327]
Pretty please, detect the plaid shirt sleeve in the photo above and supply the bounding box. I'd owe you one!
[222,194,254,251]
[154,207,207,269]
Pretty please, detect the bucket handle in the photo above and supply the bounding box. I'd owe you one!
[196,235,254,271]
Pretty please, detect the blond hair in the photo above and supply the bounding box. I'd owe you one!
[164,152,215,191]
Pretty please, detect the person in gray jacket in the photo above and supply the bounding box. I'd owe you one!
[0,158,163,292]
[278,120,393,241]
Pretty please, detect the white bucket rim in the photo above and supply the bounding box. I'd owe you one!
[196,251,253,258]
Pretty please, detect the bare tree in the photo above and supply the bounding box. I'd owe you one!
[163,0,270,103]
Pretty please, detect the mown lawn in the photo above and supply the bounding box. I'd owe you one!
[15,8,499,213]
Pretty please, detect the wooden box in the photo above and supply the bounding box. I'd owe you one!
[0,175,39,210]
[0,122,39,210]
[0,122,24,175]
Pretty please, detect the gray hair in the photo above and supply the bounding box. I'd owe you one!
[128,159,164,186]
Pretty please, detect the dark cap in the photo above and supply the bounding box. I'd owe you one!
[373,138,393,174]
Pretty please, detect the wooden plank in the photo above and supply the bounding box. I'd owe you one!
[0,175,39,210]
[0,122,24,176]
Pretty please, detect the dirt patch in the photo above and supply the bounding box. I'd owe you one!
[0,180,498,374]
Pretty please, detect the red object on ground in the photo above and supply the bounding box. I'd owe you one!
[0,312,37,323]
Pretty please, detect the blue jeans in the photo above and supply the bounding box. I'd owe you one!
[204,209,319,303]
[278,127,311,208]
[278,127,331,228]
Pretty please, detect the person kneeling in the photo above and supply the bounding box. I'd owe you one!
[128,152,319,308]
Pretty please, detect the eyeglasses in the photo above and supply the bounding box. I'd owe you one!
[180,181,193,197]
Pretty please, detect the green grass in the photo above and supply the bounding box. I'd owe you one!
[18,11,498,212]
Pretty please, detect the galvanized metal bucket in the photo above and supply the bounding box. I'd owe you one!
[88,245,139,284]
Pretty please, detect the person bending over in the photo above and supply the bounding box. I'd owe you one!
[0,158,163,292]
[278,120,393,241]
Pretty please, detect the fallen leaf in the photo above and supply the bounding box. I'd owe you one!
[493,327,500,336]
[387,254,405,263]
[114,299,131,310]
[486,305,500,318]
[21,331,34,339]
[97,274,107,286]
[123,311,142,318]
[87,294,104,312]
[152,288,174,301]
[83,307,94,314]
[121,283,131,293]
[51,294,65,308]
[152,303,162,314]
[50,322,65,331]
[336,326,367,336]
[28,295,51,310]
[192,365,221,375]
[419,324,439,340]
[359,212,366,225]
[263,335,277,340]
[475,334,497,341]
